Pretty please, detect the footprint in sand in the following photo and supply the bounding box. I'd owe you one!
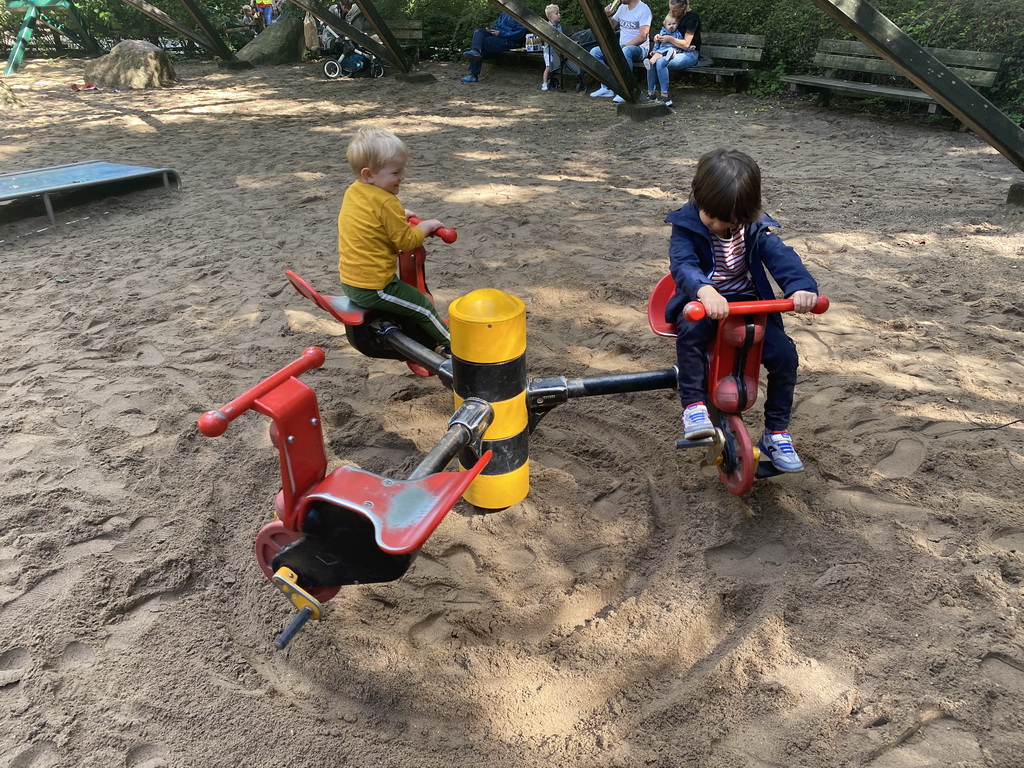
[7,740,59,768]
[864,714,983,767]
[873,438,925,478]
[57,641,97,671]
[125,742,172,768]
[988,528,1024,554]
[798,386,845,429]
[706,542,791,582]
[981,651,1024,695]
[0,646,31,690]
[408,612,451,648]
[134,343,165,366]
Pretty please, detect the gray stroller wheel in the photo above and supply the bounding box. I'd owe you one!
[323,59,342,79]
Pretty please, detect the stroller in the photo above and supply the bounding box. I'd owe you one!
[545,29,592,93]
[320,26,385,79]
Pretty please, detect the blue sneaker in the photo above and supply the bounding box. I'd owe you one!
[463,49,482,61]
[759,430,805,472]
[460,74,479,83]
[682,403,715,440]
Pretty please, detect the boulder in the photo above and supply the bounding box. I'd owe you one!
[234,15,305,66]
[1,80,20,110]
[84,40,177,90]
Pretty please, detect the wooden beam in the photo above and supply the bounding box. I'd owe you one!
[287,0,409,73]
[176,0,236,61]
[572,0,643,102]
[118,0,218,53]
[486,0,620,97]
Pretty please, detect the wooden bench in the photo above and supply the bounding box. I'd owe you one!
[780,39,1006,114]
[494,31,765,93]
[384,19,422,62]
[672,32,765,91]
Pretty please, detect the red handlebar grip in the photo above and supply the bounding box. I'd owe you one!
[435,227,457,244]
[407,216,457,244]
[683,301,706,322]
[197,347,326,437]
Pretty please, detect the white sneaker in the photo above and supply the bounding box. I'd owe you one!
[590,85,613,98]
[758,430,805,472]
[682,403,715,440]
[612,94,625,103]
[541,83,548,91]
[643,57,652,70]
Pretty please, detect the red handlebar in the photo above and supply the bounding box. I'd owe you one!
[407,216,457,244]
[683,295,829,322]
[198,346,326,437]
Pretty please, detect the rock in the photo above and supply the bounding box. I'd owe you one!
[234,15,305,66]
[84,40,177,90]
[0,80,20,110]
[1008,182,1024,207]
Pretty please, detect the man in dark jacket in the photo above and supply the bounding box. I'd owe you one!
[461,13,527,82]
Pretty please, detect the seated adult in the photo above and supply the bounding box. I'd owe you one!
[345,0,368,34]
[589,0,652,102]
[646,0,701,105]
[461,13,527,83]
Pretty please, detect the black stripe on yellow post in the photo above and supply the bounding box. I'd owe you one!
[448,289,528,509]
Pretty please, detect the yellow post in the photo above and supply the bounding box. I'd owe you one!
[447,289,528,509]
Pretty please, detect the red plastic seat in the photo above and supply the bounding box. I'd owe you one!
[648,273,678,337]
[285,270,368,326]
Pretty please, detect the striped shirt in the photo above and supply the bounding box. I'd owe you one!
[710,228,754,296]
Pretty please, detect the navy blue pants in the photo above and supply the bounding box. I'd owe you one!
[674,310,799,432]
[467,31,524,76]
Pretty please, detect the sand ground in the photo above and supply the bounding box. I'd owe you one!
[1,58,1024,768]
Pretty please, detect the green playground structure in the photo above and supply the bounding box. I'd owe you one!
[4,0,100,76]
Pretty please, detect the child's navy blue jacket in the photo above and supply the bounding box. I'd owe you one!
[664,202,818,322]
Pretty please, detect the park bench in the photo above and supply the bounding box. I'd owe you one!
[671,32,765,91]
[780,39,1006,115]
[384,19,422,62]
[493,31,765,93]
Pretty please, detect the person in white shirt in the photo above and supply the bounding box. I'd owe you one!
[589,0,652,102]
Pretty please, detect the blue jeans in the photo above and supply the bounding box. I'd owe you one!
[589,44,645,86]
[467,30,524,76]
[674,310,799,432]
[258,5,273,25]
[647,49,698,93]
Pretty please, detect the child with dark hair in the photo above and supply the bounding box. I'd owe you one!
[664,148,819,472]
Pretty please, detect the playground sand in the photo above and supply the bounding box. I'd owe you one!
[2,58,1024,767]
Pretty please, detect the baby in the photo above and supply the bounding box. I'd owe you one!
[645,14,682,70]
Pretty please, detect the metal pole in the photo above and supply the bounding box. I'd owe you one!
[4,6,41,77]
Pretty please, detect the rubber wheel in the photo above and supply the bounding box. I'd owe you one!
[254,521,341,602]
[323,59,342,79]
[718,414,755,495]
[370,62,385,78]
